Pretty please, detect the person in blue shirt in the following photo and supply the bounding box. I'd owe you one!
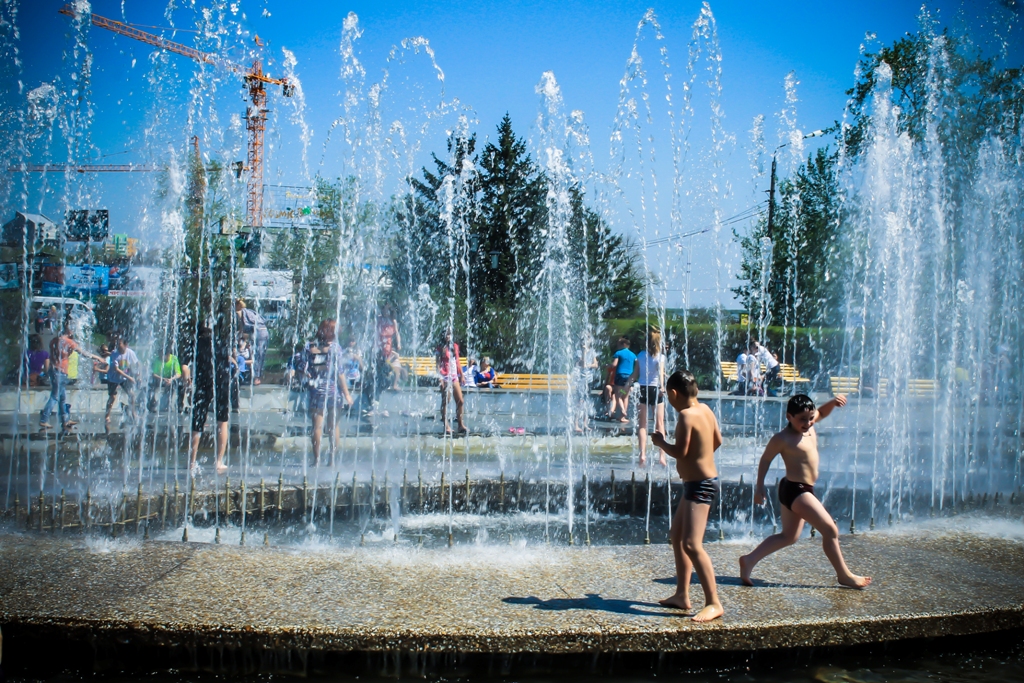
[605,336,637,422]
[474,356,496,388]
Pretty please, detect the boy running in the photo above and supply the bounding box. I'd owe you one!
[652,370,724,622]
[739,394,871,589]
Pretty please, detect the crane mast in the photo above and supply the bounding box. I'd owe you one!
[58,4,291,260]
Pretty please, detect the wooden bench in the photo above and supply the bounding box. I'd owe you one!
[495,373,570,391]
[398,356,467,377]
[722,361,810,392]
[906,378,937,397]
[778,363,811,390]
[721,361,739,382]
[831,376,861,395]
[830,377,936,398]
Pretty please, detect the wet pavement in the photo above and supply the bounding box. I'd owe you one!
[0,528,1021,653]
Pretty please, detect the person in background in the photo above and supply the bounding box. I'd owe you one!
[734,347,761,396]
[93,343,110,387]
[464,357,480,388]
[436,331,467,434]
[731,347,749,396]
[297,319,353,466]
[148,350,182,413]
[177,338,194,414]
[474,357,497,388]
[376,304,404,390]
[343,338,363,391]
[628,329,667,467]
[105,337,139,423]
[284,345,308,415]
[229,345,249,412]
[750,340,780,396]
[40,326,100,431]
[188,324,230,476]
[573,339,600,433]
[235,299,269,385]
[605,336,637,422]
[26,334,49,387]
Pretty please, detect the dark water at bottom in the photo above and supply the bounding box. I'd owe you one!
[5,630,1023,683]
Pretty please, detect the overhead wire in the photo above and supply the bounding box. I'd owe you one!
[642,200,767,248]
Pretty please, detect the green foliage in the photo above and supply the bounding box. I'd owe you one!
[390,115,644,367]
[733,147,844,329]
[266,175,385,349]
[844,29,1023,162]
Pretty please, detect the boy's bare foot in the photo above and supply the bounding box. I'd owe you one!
[215,463,228,475]
[838,574,872,589]
[659,454,667,467]
[658,593,692,611]
[692,603,724,622]
[639,455,647,467]
[738,555,754,586]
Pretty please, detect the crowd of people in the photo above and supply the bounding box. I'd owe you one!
[21,302,811,492]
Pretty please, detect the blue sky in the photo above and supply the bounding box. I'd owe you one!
[9,0,1022,305]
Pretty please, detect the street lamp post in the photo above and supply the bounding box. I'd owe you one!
[766,129,826,239]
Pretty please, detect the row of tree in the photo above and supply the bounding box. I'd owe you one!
[733,25,1023,333]
[263,114,645,368]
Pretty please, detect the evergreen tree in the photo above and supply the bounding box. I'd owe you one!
[476,114,547,302]
[390,117,644,367]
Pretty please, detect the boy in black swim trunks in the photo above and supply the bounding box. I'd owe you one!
[739,394,871,589]
[651,370,724,622]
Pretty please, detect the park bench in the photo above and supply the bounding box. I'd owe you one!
[721,360,809,394]
[778,363,811,392]
[721,361,739,382]
[398,356,467,377]
[494,373,571,391]
[829,376,936,398]
[830,376,861,395]
[905,378,938,397]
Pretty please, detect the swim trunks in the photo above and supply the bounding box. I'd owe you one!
[637,385,663,404]
[613,373,630,386]
[683,477,719,505]
[778,477,815,510]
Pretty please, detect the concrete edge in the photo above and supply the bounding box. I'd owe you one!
[4,605,1023,654]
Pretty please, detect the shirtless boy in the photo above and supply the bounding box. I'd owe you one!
[651,370,724,622]
[739,394,871,589]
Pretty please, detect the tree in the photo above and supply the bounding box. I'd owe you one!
[476,114,548,302]
[733,147,843,329]
[390,116,644,368]
[844,29,1022,166]
[266,175,383,345]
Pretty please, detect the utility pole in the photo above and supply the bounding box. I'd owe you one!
[767,155,778,239]
[766,129,826,239]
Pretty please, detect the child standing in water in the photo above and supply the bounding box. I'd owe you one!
[739,394,871,589]
[652,370,724,622]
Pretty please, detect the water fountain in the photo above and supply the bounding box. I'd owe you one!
[0,2,1022,678]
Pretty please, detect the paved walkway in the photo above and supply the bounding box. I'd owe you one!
[1,529,1021,653]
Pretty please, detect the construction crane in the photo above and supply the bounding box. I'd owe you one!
[58,3,293,256]
[7,164,158,173]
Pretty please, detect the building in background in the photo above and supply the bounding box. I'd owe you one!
[1,212,60,250]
